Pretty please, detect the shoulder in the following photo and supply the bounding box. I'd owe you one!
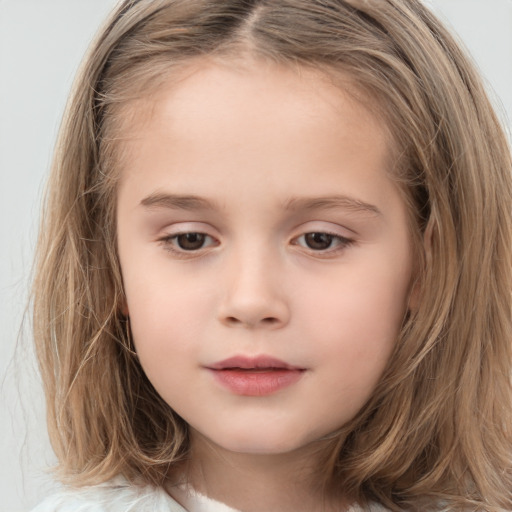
[30,476,187,512]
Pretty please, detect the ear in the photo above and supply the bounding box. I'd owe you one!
[407,276,421,312]
[119,295,130,317]
[407,220,433,312]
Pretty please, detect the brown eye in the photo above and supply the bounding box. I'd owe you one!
[160,231,218,256]
[304,232,334,250]
[293,231,353,254]
[175,233,207,250]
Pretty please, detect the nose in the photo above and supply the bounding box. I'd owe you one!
[217,247,290,330]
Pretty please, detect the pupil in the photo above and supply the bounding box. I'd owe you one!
[177,233,205,250]
[305,232,333,250]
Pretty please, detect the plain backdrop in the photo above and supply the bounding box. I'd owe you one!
[1,1,511,511]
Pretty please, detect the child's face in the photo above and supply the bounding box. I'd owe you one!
[117,58,414,456]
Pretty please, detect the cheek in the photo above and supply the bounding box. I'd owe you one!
[126,275,214,368]
[300,263,408,337]
[295,261,409,381]
[295,282,405,424]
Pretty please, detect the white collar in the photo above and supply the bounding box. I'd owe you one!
[170,484,242,512]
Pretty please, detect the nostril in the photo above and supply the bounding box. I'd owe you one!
[224,315,280,327]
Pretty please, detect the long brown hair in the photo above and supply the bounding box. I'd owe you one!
[33,1,512,509]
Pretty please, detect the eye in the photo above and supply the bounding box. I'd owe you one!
[293,232,353,252]
[160,232,217,252]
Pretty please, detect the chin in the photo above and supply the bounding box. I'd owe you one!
[202,425,323,456]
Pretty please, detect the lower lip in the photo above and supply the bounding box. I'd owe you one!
[208,368,304,396]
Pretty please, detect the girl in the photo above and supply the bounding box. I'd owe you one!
[31,0,512,511]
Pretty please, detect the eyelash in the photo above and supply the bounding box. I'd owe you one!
[158,232,218,257]
[158,231,354,258]
[292,232,355,255]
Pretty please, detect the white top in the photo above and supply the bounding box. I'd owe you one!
[31,478,187,512]
[31,476,389,511]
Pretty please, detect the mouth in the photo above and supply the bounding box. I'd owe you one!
[206,355,306,396]
[207,355,304,371]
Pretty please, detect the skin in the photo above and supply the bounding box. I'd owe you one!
[117,57,415,512]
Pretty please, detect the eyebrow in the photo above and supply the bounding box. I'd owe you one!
[283,195,382,217]
[140,193,220,211]
[140,192,381,217]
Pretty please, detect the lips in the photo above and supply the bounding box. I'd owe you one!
[208,355,303,371]
[206,355,306,396]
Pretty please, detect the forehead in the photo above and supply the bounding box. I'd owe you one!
[116,55,388,141]
[112,57,408,237]
[112,56,396,179]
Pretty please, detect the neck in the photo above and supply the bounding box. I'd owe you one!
[169,430,350,512]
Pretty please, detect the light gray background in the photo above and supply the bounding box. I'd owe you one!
[1,1,511,511]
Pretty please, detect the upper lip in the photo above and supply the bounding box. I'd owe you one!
[207,355,304,371]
